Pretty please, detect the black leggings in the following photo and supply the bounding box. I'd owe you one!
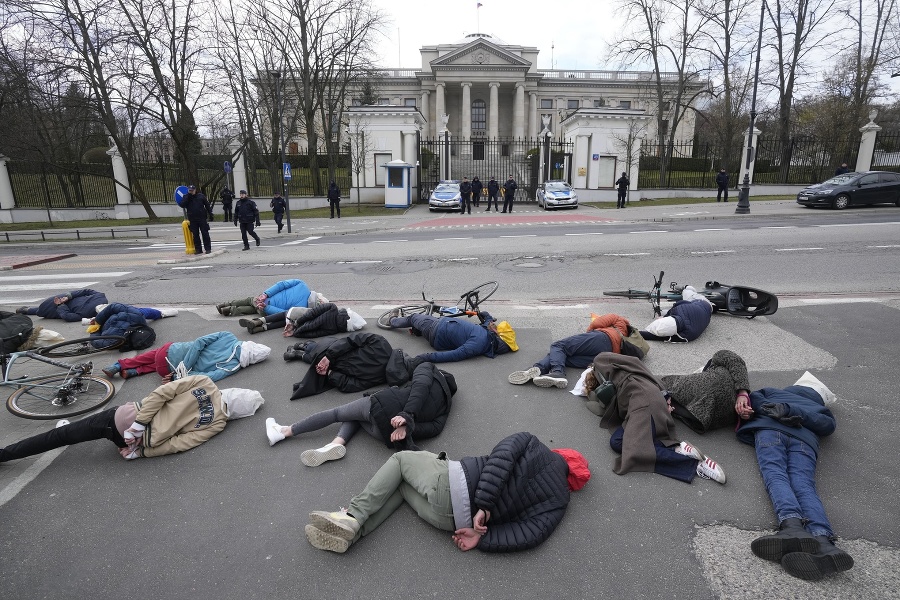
[289,396,378,443]
[0,407,126,462]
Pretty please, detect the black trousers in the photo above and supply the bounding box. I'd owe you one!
[329,200,341,218]
[274,211,284,231]
[222,205,233,222]
[239,222,260,247]
[188,220,212,254]
[717,185,728,202]
[0,407,125,462]
[617,189,627,208]
[486,193,499,210]
[502,194,514,212]
[460,193,471,214]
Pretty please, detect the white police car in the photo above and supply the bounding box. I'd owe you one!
[536,180,578,210]
[428,181,462,212]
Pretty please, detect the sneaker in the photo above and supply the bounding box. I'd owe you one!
[55,419,70,428]
[508,366,541,385]
[308,510,360,540]
[265,418,286,446]
[533,372,568,389]
[102,363,121,378]
[121,368,139,380]
[300,442,346,467]
[696,457,726,484]
[305,524,350,553]
[666,334,689,343]
[675,441,703,460]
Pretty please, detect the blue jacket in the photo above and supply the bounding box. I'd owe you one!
[92,303,147,348]
[263,279,312,316]
[420,313,507,363]
[666,299,712,341]
[165,331,245,382]
[736,386,835,456]
[34,289,108,321]
[459,432,571,552]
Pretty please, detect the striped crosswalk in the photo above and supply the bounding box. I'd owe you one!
[0,271,132,305]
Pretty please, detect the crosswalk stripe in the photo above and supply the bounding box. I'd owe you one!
[0,282,100,292]
[0,272,131,281]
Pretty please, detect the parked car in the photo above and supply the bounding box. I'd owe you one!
[536,180,578,210]
[428,181,462,212]
[796,171,900,209]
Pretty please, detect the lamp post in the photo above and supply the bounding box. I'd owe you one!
[271,71,292,232]
[735,0,766,215]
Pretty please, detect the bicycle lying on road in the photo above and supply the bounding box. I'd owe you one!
[2,335,125,419]
[603,271,778,319]
[377,281,499,329]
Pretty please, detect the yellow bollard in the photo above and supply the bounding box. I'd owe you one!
[182,220,195,254]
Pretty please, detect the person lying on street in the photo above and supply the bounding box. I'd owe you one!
[239,302,365,337]
[640,286,713,343]
[216,279,327,318]
[384,310,518,363]
[17,288,108,322]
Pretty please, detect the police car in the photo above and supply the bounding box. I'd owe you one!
[428,181,462,212]
[536,180,578,210]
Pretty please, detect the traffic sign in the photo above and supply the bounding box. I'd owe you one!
[174,185,189,206]
[223,161,232,173]
[283,163,292,181]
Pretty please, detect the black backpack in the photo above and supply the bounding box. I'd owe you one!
[120,324,157,352]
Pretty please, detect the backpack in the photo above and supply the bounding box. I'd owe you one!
[120,324,157,352]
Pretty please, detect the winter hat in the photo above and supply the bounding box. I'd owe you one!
[221,388,265,420]
[551,448,591,491]
[240,189,247,194]
[346,309,366,331]
[495,321,518,352]
[682,286,713,308]
[239,341,271,367]
[793,371,836,405]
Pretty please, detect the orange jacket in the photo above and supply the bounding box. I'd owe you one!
[586,314,630,354]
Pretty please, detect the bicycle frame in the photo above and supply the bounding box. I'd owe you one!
[1,350,93,397]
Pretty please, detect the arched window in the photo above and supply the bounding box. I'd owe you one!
[472,99,486,133]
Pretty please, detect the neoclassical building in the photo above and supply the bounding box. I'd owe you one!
[362,33,699,143]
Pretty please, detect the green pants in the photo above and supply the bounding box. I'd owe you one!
[348,451,455,539]
[226,297,263,316]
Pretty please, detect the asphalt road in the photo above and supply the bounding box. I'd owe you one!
[0,201,898,599]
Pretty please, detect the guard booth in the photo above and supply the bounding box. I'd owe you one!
[382,159,414,208]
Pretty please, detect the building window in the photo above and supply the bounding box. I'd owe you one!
[388,168,404,188]
[374,153,391,185]
[619,100,631,109]
[593,99,604,107]
[661,101,671,111]
[404,98,417,107]
[567,99,579,110]
[501,143,510,157]
[377,98,390,105]
[540,99,553,109]
[472,99,486,132]
[473,141,485,160]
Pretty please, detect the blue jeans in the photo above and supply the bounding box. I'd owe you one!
[754,429,833,538]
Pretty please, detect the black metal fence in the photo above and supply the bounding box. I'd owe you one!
[418,137,573,202]
[638,140,742,189]
[753,135,860,184]
[8,160,117,208]
[243,151,351,198]
[871,131,900,173]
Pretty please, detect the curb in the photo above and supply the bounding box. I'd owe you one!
[0,253,78,270]
[157,248,228,264]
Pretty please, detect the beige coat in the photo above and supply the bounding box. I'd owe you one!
[134,375,227,458]
[594,353,680,475]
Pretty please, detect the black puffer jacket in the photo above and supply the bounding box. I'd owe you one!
[368,362,456,448]
[290,303,349,338]
[459,432,570,552]
[290,332,394,400]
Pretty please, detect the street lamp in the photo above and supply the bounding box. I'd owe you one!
[735,0,766,215]
[270,71,292,233]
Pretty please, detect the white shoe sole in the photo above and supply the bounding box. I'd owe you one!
[308,511,360,540]
[266,418,285,446]
[675,442,703,461]
[305,524,349,553]
[533,375,568,389]
[508,367,540,385]
[301,444,347,467]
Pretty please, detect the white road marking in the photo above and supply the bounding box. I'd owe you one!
[337,260,383,264]
[0,272,131,281]
[694,228,728,231]
[629,230,668,234]
[816,222,900,227]
[761,226,796,229]
[281,236,323,246]
[0,448,66,508]
[446,258,478,261]
[691,250,735,255]
[775,247,824,251]
[0,282,99,291]
[604,252,650,256]
[307,242,344,246]
[372,240,408,243]
[171,265,212,270]
[435,237,473,240]
[500,235,536,238]
[565,232,604,236]
[868,245,900,248]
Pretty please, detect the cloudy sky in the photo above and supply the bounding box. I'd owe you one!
[371,0,900,104]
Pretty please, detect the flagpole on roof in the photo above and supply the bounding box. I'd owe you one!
[477,2,481,33]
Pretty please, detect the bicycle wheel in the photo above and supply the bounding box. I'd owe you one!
[7,374,115,420]
[37,336,126,358]
[603,289,652,299]
[376,305,433,329]
[459,281,499,311]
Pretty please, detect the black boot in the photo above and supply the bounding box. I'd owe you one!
[750,518,819,562]
[283,346,305,361]
[239,317,263,329]
[781,536,854,580]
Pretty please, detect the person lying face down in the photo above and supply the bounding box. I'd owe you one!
[384,310,518,363]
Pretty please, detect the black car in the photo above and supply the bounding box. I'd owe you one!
[796,171,900,209]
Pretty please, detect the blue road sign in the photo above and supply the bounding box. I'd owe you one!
[283,163,292,180]
[174,185,189,206]
[223,161,232,173]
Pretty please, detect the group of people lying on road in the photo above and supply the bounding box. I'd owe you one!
[0,279,852,581]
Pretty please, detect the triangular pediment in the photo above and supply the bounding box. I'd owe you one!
[431,40,531,69]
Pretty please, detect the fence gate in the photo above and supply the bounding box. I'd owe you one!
[8,160,117,209]
[418,137,573,203]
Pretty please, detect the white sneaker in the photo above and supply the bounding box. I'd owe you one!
[55,419,70,428]
[266,418,286,446]
[305,524,350,553]
[300,442,347,467]
[159,308,179,318]
[675,441,703,460]
[533,373,568,389]
[308,510,360,540]
[508,366,540,385]
[696,457,727,484]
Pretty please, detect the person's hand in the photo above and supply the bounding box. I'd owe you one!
[53,295,70,305]
[452,528,481,552]
[255,220,261,227]
[735,392,754,419]
[161,373,173,383]
[315,356,331,375]
[118,446,141,460]
[233,221,238,227]
[390,425,407,442]
[473,509,490,534]
[761,402,803,427]
[390,415,407,428]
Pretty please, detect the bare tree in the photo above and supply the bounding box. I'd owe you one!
[840,0,898,125]
[345,117,372,212]
[610,115,650,202]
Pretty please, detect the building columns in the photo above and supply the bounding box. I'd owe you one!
[106,141,132,205]
[488,82,500,139]
[435,83,446,138]
[420,90,431,131]
[528,93,538,138]
[461,83,472,140]
[513,83,526,139]
[0,155,14,210]
[856,113,882,172]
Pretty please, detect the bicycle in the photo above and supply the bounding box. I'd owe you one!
[603,271,778,319]
[376,281,499,329]
[2,335,125,419]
